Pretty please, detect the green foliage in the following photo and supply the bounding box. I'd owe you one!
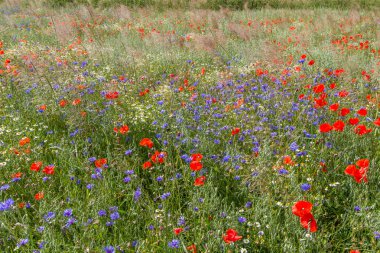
[42,0,380,9]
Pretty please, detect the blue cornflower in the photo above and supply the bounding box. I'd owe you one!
[63,209,73,217]
[88,157,96,163]
[16,238,28,248]
[64,217,76,228]
[278,168,289,175]
[354,206,361,212]
[123,177,131,183]
[238,216,247,223]
[125,170,134,175]
[374,231,380,240]
[0,184,10,191]
[168,239,180,248]
[98,210,107,217]
[106,221,114,227]
[160,192,171,200]
[103,246,115,253]
[134,187,142,202]
[289,142,299,152]
[177,216,185,226]
[300,183,311,191]
[43,211,55,221]
[110,212,120,220]
[124,150,133,156]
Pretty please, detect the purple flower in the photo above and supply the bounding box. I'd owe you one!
[160,192,171,200]
[110,212,120,220]
[106,221,114,227]
[168,239,180,248]
[0,184,10,191]
[64,217,76,228]
[374,231,380,240]
[16,238,28,248]
[124,150,133,156]
[43,211,55,221]
[177,216,186,226]
[98,210,107,217]
[238,216,247,223]
[354,206,361,212]
[63,209,73,217]
[103,246,115,253]
[134,187,142,202]
[300,183,311,191]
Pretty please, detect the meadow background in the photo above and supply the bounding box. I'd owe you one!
[0,0,379,252]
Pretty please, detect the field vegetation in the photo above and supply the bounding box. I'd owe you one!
[0,0,379,252]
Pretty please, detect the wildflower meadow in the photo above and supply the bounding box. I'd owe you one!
[0,0,379,252]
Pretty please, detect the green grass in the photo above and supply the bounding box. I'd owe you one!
[0,2,379,253]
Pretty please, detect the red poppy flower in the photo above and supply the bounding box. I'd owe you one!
[42,165,55,175]
[34,192,44,201]
[338,90,349,97]
[308,60,315,66]
[30,161,43,172]
[314,93,327,108]
[283,155,294,165]
[319,123,333,133]
[354,125,372,135]
[19,137,30,146]
[299,212,318,232]
[39,104,47,111]
[119,125,129,134]
[105,91,119,99]
[187,244,197,253]
[329,103,339,111]
[223,229,242,244]
[151,151,167,164]
[339,108,350,116]
[313,84,325,94]
[356,159,369,168]
[190,161,203,171]
[348,118,359,125]
[191,153,203,162]
[173,228,183,235]
[72,98,81,105]
[332,120,345,132]
[194,176,206,186]
[11,172,22,179]
[59,99,68,107]
[94,158,107,168]
[329,83,336,89]
[231,127,240,136]
[350,250,360,253]
[345,162,368,183]
[374,118,380,126]
[142,161,152,169]
[357,108,367,116]
[292,201,313,217]
[139,138,154,148]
